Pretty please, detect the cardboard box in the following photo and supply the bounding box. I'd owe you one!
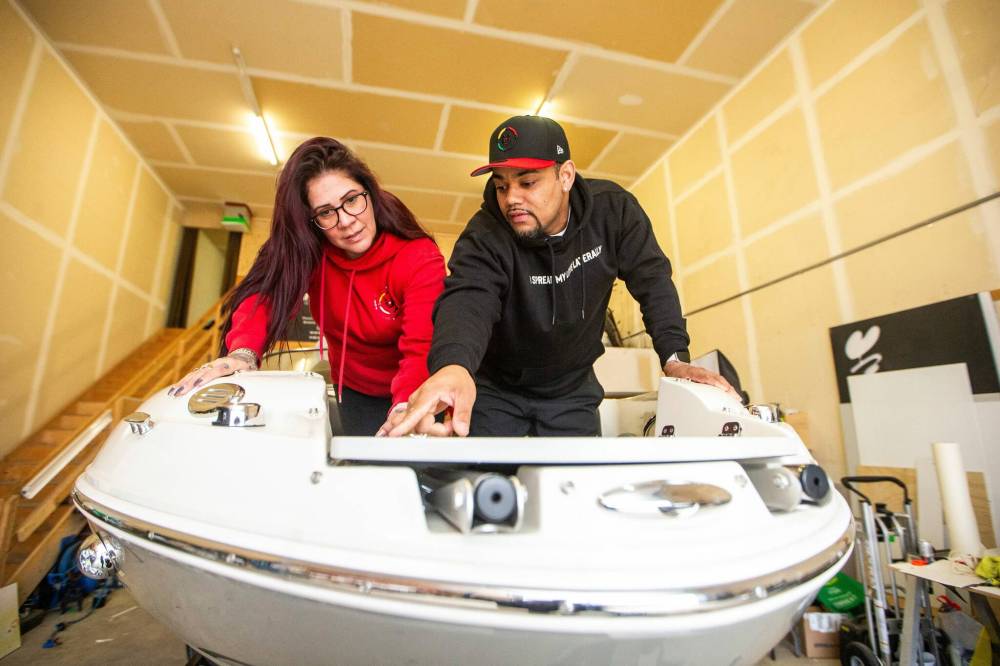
[0,583,20,658]
[801,607,846,658]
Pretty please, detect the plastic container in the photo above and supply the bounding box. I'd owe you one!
[816,573,865,612]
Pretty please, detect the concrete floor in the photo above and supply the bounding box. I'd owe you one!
[0,586,841,666]
[1,587,186,666]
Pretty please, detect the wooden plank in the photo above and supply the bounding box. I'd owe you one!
[0,494,20,582]
[854,465,916,516]
[855,466,996,549]
[4,505,86,605]
[0,311,218,600]
[15,444,102,543]
[784,412,810,448]
[118,397,144,417]
[71,400,106,416]
[38,430,72,446]
[0,463,36,485]
[969,471,997,549]
[55,414,89,430]
[5,444,55,464]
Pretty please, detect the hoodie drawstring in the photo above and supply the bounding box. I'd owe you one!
[577,227,586,320]
[546,240,557,326]
[318,262,327,376]
[317,260,356,404]
[546,212,587,325]
[337,270,357,404]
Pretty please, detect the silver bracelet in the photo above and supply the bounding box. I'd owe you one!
[228,347,259,371]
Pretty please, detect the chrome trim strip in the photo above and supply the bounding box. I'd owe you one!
[73,490,853,618]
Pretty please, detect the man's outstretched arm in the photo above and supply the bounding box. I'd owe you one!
[377,365,477,437]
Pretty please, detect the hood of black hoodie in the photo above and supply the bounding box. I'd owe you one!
[480,174,592,249]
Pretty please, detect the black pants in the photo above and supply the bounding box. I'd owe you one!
[336,386,391,436]
[470,371,603,436]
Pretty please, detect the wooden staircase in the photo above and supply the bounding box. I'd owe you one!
[0,302,223,603]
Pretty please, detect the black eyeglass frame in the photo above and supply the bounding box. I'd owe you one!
[311,191,370,230]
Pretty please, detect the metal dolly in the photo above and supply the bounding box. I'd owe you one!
[840,476,941,666]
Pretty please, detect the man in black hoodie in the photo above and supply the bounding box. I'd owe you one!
[381,115,734,437]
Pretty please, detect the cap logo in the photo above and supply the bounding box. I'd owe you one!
[556,144,564,155]
[496,126,518,152]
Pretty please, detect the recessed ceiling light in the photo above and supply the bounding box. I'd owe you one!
[618,94,643,106]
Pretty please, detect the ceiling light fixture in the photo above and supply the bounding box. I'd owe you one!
[532,97,555,117]
[232,46,280,166]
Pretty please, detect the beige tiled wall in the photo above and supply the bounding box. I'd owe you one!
[0,1,181,456]
[622,0,1000,481]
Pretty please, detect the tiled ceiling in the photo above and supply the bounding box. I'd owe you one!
[20,0,820,234]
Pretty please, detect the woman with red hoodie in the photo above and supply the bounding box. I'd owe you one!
[169,137,445,435]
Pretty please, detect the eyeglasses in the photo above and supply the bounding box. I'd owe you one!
[311,191,369,230]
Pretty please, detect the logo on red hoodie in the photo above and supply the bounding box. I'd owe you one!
[375,287,399,318]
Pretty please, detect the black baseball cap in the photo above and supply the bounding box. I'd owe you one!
[470,115,571,177]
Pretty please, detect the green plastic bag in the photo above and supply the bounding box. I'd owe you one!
[816,573,865,612]
[974,555,1000,586]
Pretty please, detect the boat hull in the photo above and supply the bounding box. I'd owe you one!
[83,512,849,666]
[74,374,854,665]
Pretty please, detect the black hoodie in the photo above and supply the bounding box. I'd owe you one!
[428,175,689,398]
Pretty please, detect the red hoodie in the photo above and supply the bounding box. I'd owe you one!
[225,232,445,408]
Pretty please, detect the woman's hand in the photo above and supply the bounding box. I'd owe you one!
[168,354,254,397]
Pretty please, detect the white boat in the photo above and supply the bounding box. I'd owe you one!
[73,368,853,666]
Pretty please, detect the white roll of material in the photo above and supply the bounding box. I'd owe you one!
[931,441,983,558]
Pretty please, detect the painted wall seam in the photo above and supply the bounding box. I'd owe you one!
[147,0,183,58]
[0,37,43,197]
[164,122,196,165]
[925,0,1000,273]
[628,4,926,192]
[94,163,143,376]
[0,200,65,247]
[446,196,463,223]
[676,0,736,66]
[587,131,623,172]
[741,201,823,247]
[433,103,451,152]
[672,164,724,207]
[789,35,853,324]
[663,160,685,308]
[716,112,763,401]
[463,0,478,24]
[340,8,352,84]
[830,130,960,204]
[540,52,580,114]
[726,96,799,155]
[20,112,102,437]
[301,0,740,84]
[145,203,176,337]
[52,42,687,141]
[980,105,1000,127]
[810,9,927,101]
[8,0,181,211]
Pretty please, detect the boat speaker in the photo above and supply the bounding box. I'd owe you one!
[744,464,831,512]
[418,469,526,534]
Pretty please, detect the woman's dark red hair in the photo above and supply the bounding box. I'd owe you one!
[219,137,433,354]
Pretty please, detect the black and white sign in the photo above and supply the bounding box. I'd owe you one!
[829,294,1000,404]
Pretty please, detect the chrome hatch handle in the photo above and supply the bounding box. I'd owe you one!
[598,481,732,517]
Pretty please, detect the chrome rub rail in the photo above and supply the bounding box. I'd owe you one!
[73,490,853,618]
